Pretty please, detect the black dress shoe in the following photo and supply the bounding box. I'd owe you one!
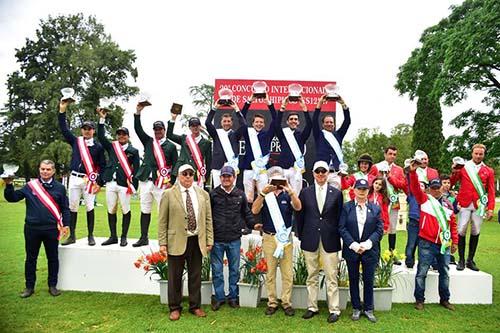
[101,237,118,246]
[327,313,340,323]
[211,300,224,311]
[49,286,61,297]
[88,236,96,246]
[302,310,319,319]
[283,307,295,316]
[265,306,278,316]
[227,299,240,308]
[20,288,34,298]
[120,236,128,247]
[61,237,75,246]
[466,259,479,271]
[456,259,465,271]
[132,238,149,247]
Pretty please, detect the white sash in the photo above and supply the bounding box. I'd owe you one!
[322,130,344,165]
[27,179,64,240]
[248,128,269,179]
[417,167,428,183]
[283,127,305,175]
[152,139,171,189]
[264,193,292,258]
[186,134,206,187]
[111,141,136,194]
[77,137,98,193]
[464,160,488,216]
[216,128,239,173]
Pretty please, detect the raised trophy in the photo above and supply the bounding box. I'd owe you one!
[60,87,76,102]
[218,88,234,106]
[171,102,183,115]
[1,163,19,179]
[378,160,390,173]
[288,83,303,102]
[338,162,349,176]
[453,156,465,169]
[138,92,152,107]
[324,83,340,101]
[412,150,426,166]
[252,81,267,99]
[99,97,112,112]
[404,158,412,169]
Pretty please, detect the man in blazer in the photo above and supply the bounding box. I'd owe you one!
[296,160,343,324]
[158,164,213,321]
[339,178,384,323]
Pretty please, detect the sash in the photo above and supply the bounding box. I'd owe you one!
[77,137,98,194]
[385,178,399,205]
[426,195,452,254]
[27,179,64,240]
[152,139,171,189]
[111,141,136,194]
[464,161,488,216]
[264,193,292,259]
[216,128,239,173]
[417,167,428,184]
[248,128,269,180]
[322,130,344,165]
[186,134,206,187]
[354,171,367,181]
[283,128,305,177]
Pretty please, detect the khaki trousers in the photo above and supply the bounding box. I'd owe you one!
[262,233,293,308]
[304,240,340,314]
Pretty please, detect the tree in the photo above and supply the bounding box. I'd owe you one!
[0,13,138,179]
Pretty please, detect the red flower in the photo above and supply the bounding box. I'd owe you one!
[240,248,244,254]
[250,267,256,274]
[246,251,255,261]
[134,261,141,269]
[144,265,150,271]
[223,258,228,266]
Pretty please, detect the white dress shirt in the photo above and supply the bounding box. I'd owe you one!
[349,200,373,252]
[179,184,199,236]
[315,181,327,213]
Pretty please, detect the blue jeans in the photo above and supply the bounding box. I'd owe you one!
[211,239,241,302]
[405,218,420,267]
[414,238,450,303]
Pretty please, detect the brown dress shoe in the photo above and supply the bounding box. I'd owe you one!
[415,302,424,310]
[169,310,181,321]
[227,299,240,308]
[190,308,207,317]
[440,300,455,311]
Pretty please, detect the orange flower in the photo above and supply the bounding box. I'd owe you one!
[134,261,141,268]
[223,258,228,266]
[255,246,262,254]
[250,267,256,274]
[246,251,255,261]
[144,265,150,271]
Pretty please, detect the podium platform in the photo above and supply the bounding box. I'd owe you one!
[58,235,492,304]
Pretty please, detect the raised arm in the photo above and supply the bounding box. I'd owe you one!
[134,104,152,145]
[166,113,183,145]
[4,183,26,202]
[300,107,312,145]
[233,105,248,140]
[58,101,76,144]
[409,168,427,205]
[96,109,112,150]
[205,108,217,140]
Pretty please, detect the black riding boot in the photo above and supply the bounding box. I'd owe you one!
[456,235,466,271]
[132,213,150,247]
[466,234,480,271]
[102,213,118,246]
[87,209,96,246]
[120,212,131,247]
[61,212,77,245]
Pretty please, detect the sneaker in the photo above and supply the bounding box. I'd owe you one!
[364,310,377,323]
[415,301,424,310]
[351,309,361,321]
[265,306,278,316]
[439,300,455,311]
[283,307,295,316]
[327,313,340,323]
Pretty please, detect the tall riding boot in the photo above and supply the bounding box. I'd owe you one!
[102,213,118,246]
[87,209,96,246]
[466,234,480,271]
[61,212,77,245]
[456,235,466,271]
[388,234,401,265]
[120,212,131,247]
[133,213,151,247]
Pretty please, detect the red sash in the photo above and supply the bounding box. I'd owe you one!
[27,179,64,240]
[112,141,136,194]
[77,137,98,193]
[186,134,206,187]
[153,139,171,189]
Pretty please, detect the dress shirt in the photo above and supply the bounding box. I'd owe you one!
[315,180,327,213]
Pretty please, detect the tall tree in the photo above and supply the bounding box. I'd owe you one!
[0,13,138,179]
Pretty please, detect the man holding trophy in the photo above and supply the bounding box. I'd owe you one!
[97,106,140,247]
[58,89,106,246]
[3,160,70,298]
[133,98,178,247]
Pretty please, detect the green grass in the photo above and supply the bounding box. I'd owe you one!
[0,189,499,332]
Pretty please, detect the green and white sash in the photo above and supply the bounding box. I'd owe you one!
[416,167,428,184]
[354,171,367,181]
[385,179,399,205]
[464,161,488,217]
[426,195,452,254]
[264,193,292,259]
[283,127,305,177]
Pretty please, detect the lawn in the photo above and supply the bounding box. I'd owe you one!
[0,190,499,333]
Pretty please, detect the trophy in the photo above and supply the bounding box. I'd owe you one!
[453,156,465,169]
[99,97,112,112]
[324,83,340,101]
[1,163,19,179]
[338,163,349,176]
[171,102,183,115]
[218,88,234,106]
[252,81,267,99]
[412,150,426,166]
[138,92,152,107]
[288,83,303,102]
[60,87,76,102]
[404,158,412,169]
[378,160,390,173]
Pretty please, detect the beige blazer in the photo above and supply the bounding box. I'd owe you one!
[158,185,213,256]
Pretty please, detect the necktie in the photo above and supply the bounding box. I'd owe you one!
[317,186,324,213]
[185,189,196,232]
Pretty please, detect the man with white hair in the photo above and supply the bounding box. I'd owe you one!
[252,166,302,317]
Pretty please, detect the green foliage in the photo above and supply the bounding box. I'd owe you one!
[0,13,138,178]
[293,250,308,285]
[201,255,211,282]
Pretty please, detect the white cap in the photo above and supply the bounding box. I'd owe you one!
[313,160,329,171]
[178,164,194,174]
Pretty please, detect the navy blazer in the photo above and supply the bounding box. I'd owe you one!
[296,184,343,253]
[274,110,312,169]
[339,201,383,263]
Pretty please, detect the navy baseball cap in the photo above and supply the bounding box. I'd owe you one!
[116,127,129,135]
[81,121,96,129]
[220,165,235,176]
[153,121,165,129]
[429,178,442,189]
[354,179,369,189]
[188,117,201,127]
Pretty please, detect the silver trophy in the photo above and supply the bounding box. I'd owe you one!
[218,88,234,106]
[60,87,76,102]
[1,163,19,179]
[252,81,267,99]
[288,83,303,102]
[324,83,340,101]
[338,162,349,176]
[138,92,152,107]
[99,97,113,112]
[453,156,465,169]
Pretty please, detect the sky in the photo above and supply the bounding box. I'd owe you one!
[0,0,476,149]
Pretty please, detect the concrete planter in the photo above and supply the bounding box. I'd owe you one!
[339,286,350,310]
[158,280,168,304]
[238,282,262,308]
[201,280,213,305]
[291,285,309,309]
[374,287,394,311]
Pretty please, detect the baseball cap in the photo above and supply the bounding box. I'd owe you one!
[153,121,165,129]
[81,121,96,129]
[178,164,194,174]
[313,161,329,172]
[429,178,442,189]
[116,127,129,135]
[354,179,370,189]
[220,165,235,176]
[188,117,201,127]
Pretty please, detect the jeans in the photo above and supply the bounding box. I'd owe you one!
[211,239,241,302]
[414,238,450,303]
[405,218,420,267]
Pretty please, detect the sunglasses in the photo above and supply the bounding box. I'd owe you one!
[181,171,194,177]
[314,168,328,174]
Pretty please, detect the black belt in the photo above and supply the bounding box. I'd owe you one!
[71,171,86,178]
[263,230,276,236]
